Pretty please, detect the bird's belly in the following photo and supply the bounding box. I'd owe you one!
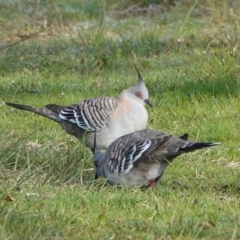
[122,162,162,187]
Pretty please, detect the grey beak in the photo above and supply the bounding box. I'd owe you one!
[144,99,153,107]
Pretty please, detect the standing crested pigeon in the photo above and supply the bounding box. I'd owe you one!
[4,66,152,150]
[93,129,220,188]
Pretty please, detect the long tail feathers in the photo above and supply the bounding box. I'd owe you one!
[180,142,221,152]
[46,104,65,114]
[4,101,61,123]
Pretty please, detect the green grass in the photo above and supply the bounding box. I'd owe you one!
[0,0,240,239]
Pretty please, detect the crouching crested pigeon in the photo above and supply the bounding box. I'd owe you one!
[93,129,220,188]
[4,66,151,150]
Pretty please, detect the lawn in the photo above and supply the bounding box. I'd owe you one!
[0,0,240,239]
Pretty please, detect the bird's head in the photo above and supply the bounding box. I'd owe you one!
[126,64,152,107]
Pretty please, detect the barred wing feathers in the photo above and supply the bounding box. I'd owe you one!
[48,97,118,132]
[106,131,171,175]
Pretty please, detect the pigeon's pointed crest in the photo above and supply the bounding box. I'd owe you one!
[133,63,143,83]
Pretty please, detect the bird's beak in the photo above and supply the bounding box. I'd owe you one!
[144,99,153,107]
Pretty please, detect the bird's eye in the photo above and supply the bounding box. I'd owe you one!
[135,91,142,99]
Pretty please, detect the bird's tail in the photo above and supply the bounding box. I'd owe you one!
[4,101,61,123]
[4,101,85,140]
[46,104,66,114]
[180,142,221,152]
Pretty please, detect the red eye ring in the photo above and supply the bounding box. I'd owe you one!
[135,92,142,99]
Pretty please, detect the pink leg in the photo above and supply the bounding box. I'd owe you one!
[150,180,155,189]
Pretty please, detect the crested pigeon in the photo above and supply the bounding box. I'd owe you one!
[93,129,220,188]
[4,66,152,150]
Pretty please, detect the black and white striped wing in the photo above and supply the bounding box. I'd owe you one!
[106,131,172,175]
[118,139,152,174]
[59,97,118,131]
[106,133,152,175]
